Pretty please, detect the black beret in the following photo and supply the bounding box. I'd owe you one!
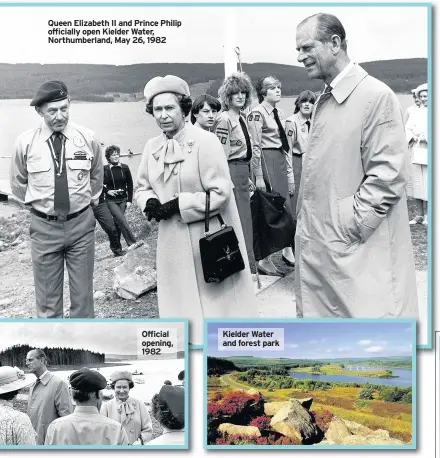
[30,80,69,107]
[159,384,184,417]
[69,368,107,392]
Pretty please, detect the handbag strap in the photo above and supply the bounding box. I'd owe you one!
[204,191,226,235]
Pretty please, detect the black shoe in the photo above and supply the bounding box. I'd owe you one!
[113,250,124,257]
[282,255,295,267]
[257,264,283,277]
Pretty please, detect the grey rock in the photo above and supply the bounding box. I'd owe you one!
[113,242,156,300]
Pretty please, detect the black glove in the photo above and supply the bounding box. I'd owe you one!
[144,198,161,221]
[156,198,179,221]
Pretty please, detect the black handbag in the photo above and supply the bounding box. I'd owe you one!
[199,191,245,283]
[251,188,296,261]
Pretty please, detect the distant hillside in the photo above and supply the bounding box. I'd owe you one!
[0,58,427,100]
[208,356,241,376]
[106,351,185,361]
[219,356,412,370]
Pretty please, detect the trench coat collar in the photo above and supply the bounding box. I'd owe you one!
[330,64,369,105]
[39,370,53,386]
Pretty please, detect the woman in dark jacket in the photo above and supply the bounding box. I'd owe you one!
[104,145,142,250]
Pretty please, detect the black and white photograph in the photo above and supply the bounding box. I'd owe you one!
[0,4,430,347]
[0,319,187,448]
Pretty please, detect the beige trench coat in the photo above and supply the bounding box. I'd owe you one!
[295,64,418,318]
[136,124,257,344]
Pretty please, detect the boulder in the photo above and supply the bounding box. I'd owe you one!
[264,401,289,416]
[325,417,352,443]
[218,423,261,438]
[113,243,157,299]
[270,400,321,444]
[341,435,405,446]
[93,291,105,300]
[297,397,314,410]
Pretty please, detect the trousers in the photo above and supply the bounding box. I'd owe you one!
[30,206,95,318]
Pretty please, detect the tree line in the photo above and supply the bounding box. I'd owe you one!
[0,344,105,367]
[0,58,427,100]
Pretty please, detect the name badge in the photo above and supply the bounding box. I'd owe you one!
[73,136,86,148]
[73,151,88,160]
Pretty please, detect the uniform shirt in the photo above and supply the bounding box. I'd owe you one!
[10,121,103,214]
[0,399,37,446]
[214,111,250,161]
[44,406,129,445]
[27,371,73,445]
[100,396,153,445]
[285,112,311,188]
[247,100,286,175]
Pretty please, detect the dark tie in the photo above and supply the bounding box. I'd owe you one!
[305,120,311,133]
[314,85,333,112]
[239,116,253,161]
[52,132,70,215]
[272,107,289,153]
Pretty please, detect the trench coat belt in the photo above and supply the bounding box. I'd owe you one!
[31,205,89,222]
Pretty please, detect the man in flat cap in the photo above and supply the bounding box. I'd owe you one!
[10,80,103,318]
[45,368,129,445]
[26,348,73,445]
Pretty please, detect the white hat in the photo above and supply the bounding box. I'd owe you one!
[0,366,34,395]
[414,83,428,98]
[144,75,190,104]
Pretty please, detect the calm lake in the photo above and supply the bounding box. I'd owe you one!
[0,94,414,185]
[290,367,413,387]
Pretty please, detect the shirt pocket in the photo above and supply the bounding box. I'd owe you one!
[27,158,52,188]
[67,159,92,186]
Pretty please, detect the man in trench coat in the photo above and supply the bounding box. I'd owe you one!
[294,13,418,318]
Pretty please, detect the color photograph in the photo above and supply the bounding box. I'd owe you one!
[205,319,415,449]
[0,319,187,448]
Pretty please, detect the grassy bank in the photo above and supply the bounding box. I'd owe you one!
[207,380,412,443]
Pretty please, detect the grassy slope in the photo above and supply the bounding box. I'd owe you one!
[208,376,412,443]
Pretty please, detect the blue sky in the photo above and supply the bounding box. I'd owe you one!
[207,321,413,359]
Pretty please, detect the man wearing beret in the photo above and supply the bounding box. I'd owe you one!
[10,80,103,318]
[45,368,129,445]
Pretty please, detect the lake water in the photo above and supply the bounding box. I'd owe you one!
[0,94,414,185]
[20,358,185,404]
[290,367,412,387]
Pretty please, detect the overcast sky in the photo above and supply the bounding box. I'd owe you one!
[0,5,428,65]
[0,321,185,354]
[208,321,414,359]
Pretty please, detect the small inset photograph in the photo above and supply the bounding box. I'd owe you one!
[0,319,187,449]
[205,319,415,449]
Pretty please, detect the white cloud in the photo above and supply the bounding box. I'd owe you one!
[287,344,299,348]
[364,346,385,353]
[358,340,372,346]
[337,347,350,353]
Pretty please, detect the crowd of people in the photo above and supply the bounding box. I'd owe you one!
[9,12,423,342]
[0,350,185,446]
